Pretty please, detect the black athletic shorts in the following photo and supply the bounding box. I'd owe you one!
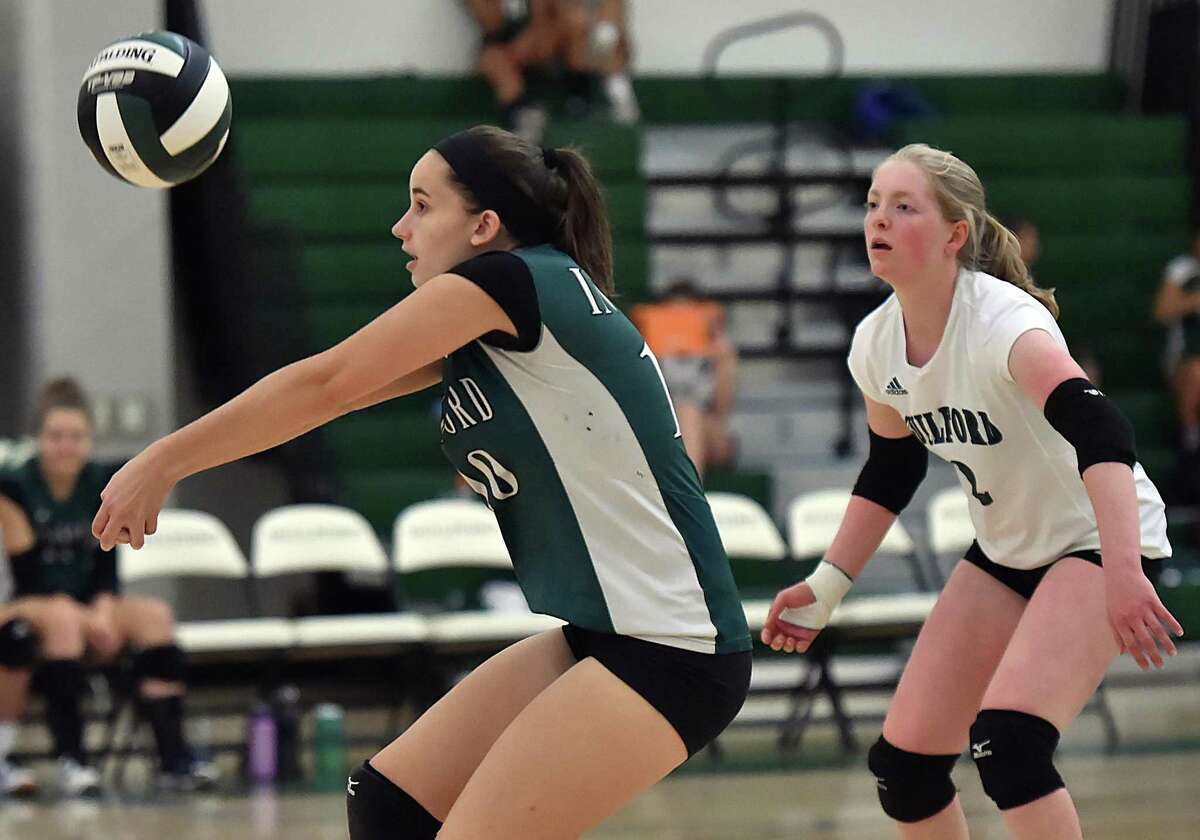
[560,625,752,757]
[963,540,1163,600]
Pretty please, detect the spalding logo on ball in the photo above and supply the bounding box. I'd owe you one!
[78,31,231,188]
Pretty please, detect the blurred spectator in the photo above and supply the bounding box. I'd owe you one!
[465,0,560,142]
[631,279,738,478]
[465,0,639,140]
[0,378,218,793]
[1154,228,1200,455]
[557,0,640,124]
[1000,214,1041,269]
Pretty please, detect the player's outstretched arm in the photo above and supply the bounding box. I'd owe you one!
[1008,327,1184,669]
[91,274,513,550]
[762,395,924,653]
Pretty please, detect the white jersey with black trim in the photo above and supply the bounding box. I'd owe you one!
[849,268,1170,570]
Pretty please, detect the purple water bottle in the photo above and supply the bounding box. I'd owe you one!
[247,702,277,785]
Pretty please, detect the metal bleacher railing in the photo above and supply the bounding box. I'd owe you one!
[644,13,884,458]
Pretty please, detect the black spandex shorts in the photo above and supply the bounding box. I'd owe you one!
[963,540,1163,600]
[560,625,752,757]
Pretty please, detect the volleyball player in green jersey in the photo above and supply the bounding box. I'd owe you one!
[0,379,216,792]
[94,125,752,838]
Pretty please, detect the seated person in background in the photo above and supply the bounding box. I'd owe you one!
[1000,214,1041,270]
[0,514,39,797]
[632,279,738,478]
[1154,228,1200,455]
[556,0,639,123]
[0,378,217,793]
[465,0,561,142]
[1006,214,1110,381]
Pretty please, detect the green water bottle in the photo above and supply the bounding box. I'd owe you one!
[312,703,347,792]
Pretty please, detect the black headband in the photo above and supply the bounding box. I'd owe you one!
[433,131,560,246]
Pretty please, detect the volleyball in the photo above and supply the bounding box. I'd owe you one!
[77,31,231,189]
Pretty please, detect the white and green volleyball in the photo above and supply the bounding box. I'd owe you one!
[78,31,231,188]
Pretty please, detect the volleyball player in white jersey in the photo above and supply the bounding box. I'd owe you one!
[761,143,1184,839]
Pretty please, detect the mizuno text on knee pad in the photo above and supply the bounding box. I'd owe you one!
[867,736,960,823]
[970,709,1064,810]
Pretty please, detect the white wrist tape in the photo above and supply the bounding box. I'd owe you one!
[778,562,853,630]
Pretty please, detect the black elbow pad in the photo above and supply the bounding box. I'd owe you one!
[1043,378,1136,474]
[852,430,928,514]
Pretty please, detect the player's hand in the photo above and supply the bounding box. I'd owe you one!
[91,450,172,551]
[1105,565,1184,670]
[760,582,821,654]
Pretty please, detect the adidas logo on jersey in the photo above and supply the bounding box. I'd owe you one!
[883,377,908,396]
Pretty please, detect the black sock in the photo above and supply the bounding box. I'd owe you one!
[40,659,86,763]
[140,694,189,774]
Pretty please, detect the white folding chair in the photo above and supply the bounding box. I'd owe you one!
[119,509,295,654]
[393,499,561,647]
[765,489,938,753]
[786,488,932,594]
[251,504,426,649]
[706,492,787,560]
[706,492,791,629]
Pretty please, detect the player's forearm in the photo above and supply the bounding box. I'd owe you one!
[147,355,345,484]
[822,495,898,579]
[1081,462,1143,574]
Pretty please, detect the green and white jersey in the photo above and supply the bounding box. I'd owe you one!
[440,245,751,654]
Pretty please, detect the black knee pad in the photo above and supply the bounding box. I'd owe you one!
[0,618,38,668]
[970,709,1065,810]
[134,644,187,683]
[347,760,442,840]
[866,736,960,823]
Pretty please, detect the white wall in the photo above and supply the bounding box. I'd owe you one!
[204,0,1113,76]
[13,0,172,446]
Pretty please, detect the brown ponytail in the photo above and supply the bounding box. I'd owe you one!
[547,146,614,294]
[440,126,616,294]
[884,144,1060,319]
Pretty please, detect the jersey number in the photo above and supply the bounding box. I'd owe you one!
[950,460,993,506]
[639,343,683,439]
[569,268,681,440]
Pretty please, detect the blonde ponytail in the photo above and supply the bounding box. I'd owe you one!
[977,212,1059,319]
[885,144,1060,319]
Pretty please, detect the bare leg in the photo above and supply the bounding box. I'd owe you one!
[369,629,576,819]
[106,596,180,698]
[980,559,1120,840]
[439,657,687,839]
[881,562,1026,839]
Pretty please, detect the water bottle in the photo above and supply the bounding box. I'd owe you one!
[246,702,277,785]
[311,703,347,792]
[272,685,302,783]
